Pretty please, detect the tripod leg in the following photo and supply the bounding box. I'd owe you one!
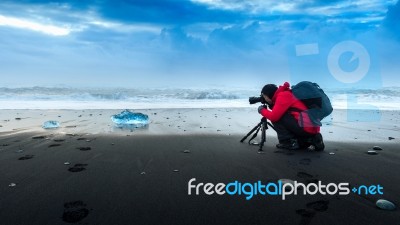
[258,121,269,151]
[240,121,262,143]
[248,126,261,144]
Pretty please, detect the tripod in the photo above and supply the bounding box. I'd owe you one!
[240,117,275,152]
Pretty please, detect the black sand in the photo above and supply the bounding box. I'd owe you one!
[0,132,399,225]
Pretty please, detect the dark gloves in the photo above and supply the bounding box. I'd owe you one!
[258,105,265,114]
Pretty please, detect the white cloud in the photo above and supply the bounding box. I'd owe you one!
[0,14,71,36]
[87,19,161,33]
[191,0,397,16]
[0,12,160,38]
[0,2,161,37]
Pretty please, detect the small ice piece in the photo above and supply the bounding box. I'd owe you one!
[42,121,60,129]
[367,150,378,155]
[376,199,396,210]
[329,152,335,155]
[173,169,179,172]
[9,183,16,187]
[111,110,149,128]
[183,150,190,153]
[372,146,383,150]
[141,172,146,175]
[64,162,71,165]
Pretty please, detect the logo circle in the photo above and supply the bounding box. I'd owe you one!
[327,41,370,83]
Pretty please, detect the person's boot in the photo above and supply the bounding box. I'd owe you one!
[276,139,299,150]
[297,138,311,149]
[311,133,325,151]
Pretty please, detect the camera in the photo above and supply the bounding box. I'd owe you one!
[248,95,266,104]
[249,95,273,109]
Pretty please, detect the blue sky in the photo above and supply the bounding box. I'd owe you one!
[0,0,399,88]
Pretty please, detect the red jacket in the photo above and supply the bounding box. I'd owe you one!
[259,82,320,134]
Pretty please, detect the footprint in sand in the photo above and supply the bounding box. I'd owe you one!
[48,144,61,148]
[296,208,315,217]
[306,200,329,212]
[62,201,90,223]
[18,155,34,160]
[296,200,329,225]
[297,172,314,179]
[299,158,311,165]
[32,136,46,140]
[273,150,295,155]
[296,209,316,225]
[68,164,88,172]
[305,178,319,184]
[77,147,91,151]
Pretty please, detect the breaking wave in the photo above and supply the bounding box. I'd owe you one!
[0,86,399,109]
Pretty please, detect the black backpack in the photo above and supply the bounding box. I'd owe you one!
[291,81,333,127]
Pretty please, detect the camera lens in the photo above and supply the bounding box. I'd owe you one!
[249,96,262,104]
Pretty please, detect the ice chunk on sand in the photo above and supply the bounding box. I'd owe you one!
[111,110,149,128]
[42,121,60,129]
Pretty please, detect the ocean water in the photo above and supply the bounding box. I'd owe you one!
[0,86,399,110]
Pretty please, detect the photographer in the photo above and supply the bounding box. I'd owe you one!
[257,82,324,151]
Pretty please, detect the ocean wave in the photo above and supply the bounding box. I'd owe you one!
[172,91,240,100]
[0,87,245,101]
[0,86,399,110]
[326,87,400,97]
